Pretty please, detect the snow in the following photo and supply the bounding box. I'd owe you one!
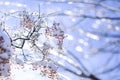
[10,63,55,80]
[0,0,120,80]
[0,53,10,59]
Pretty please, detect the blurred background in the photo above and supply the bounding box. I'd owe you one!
[0,0,120,80]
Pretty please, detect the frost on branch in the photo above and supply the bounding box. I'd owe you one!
[0,10,65,80]
[20,11,35,30]
[45,23,65,50]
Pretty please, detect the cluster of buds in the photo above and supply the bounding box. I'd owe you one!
[0,10,65,80]
[0,36,11,77]
[32,64,59,80]
[20,13,35,30]
[41,42,52,60]
[45,23,65,49]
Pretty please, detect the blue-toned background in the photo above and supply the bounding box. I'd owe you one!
[0,0,120,80]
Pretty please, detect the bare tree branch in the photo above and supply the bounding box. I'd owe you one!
[47,13,120,20]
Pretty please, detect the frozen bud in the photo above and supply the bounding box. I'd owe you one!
[0,36,4,45]
[0,31,11,77]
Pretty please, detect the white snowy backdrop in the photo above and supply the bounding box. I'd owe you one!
[0,0,120,80]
